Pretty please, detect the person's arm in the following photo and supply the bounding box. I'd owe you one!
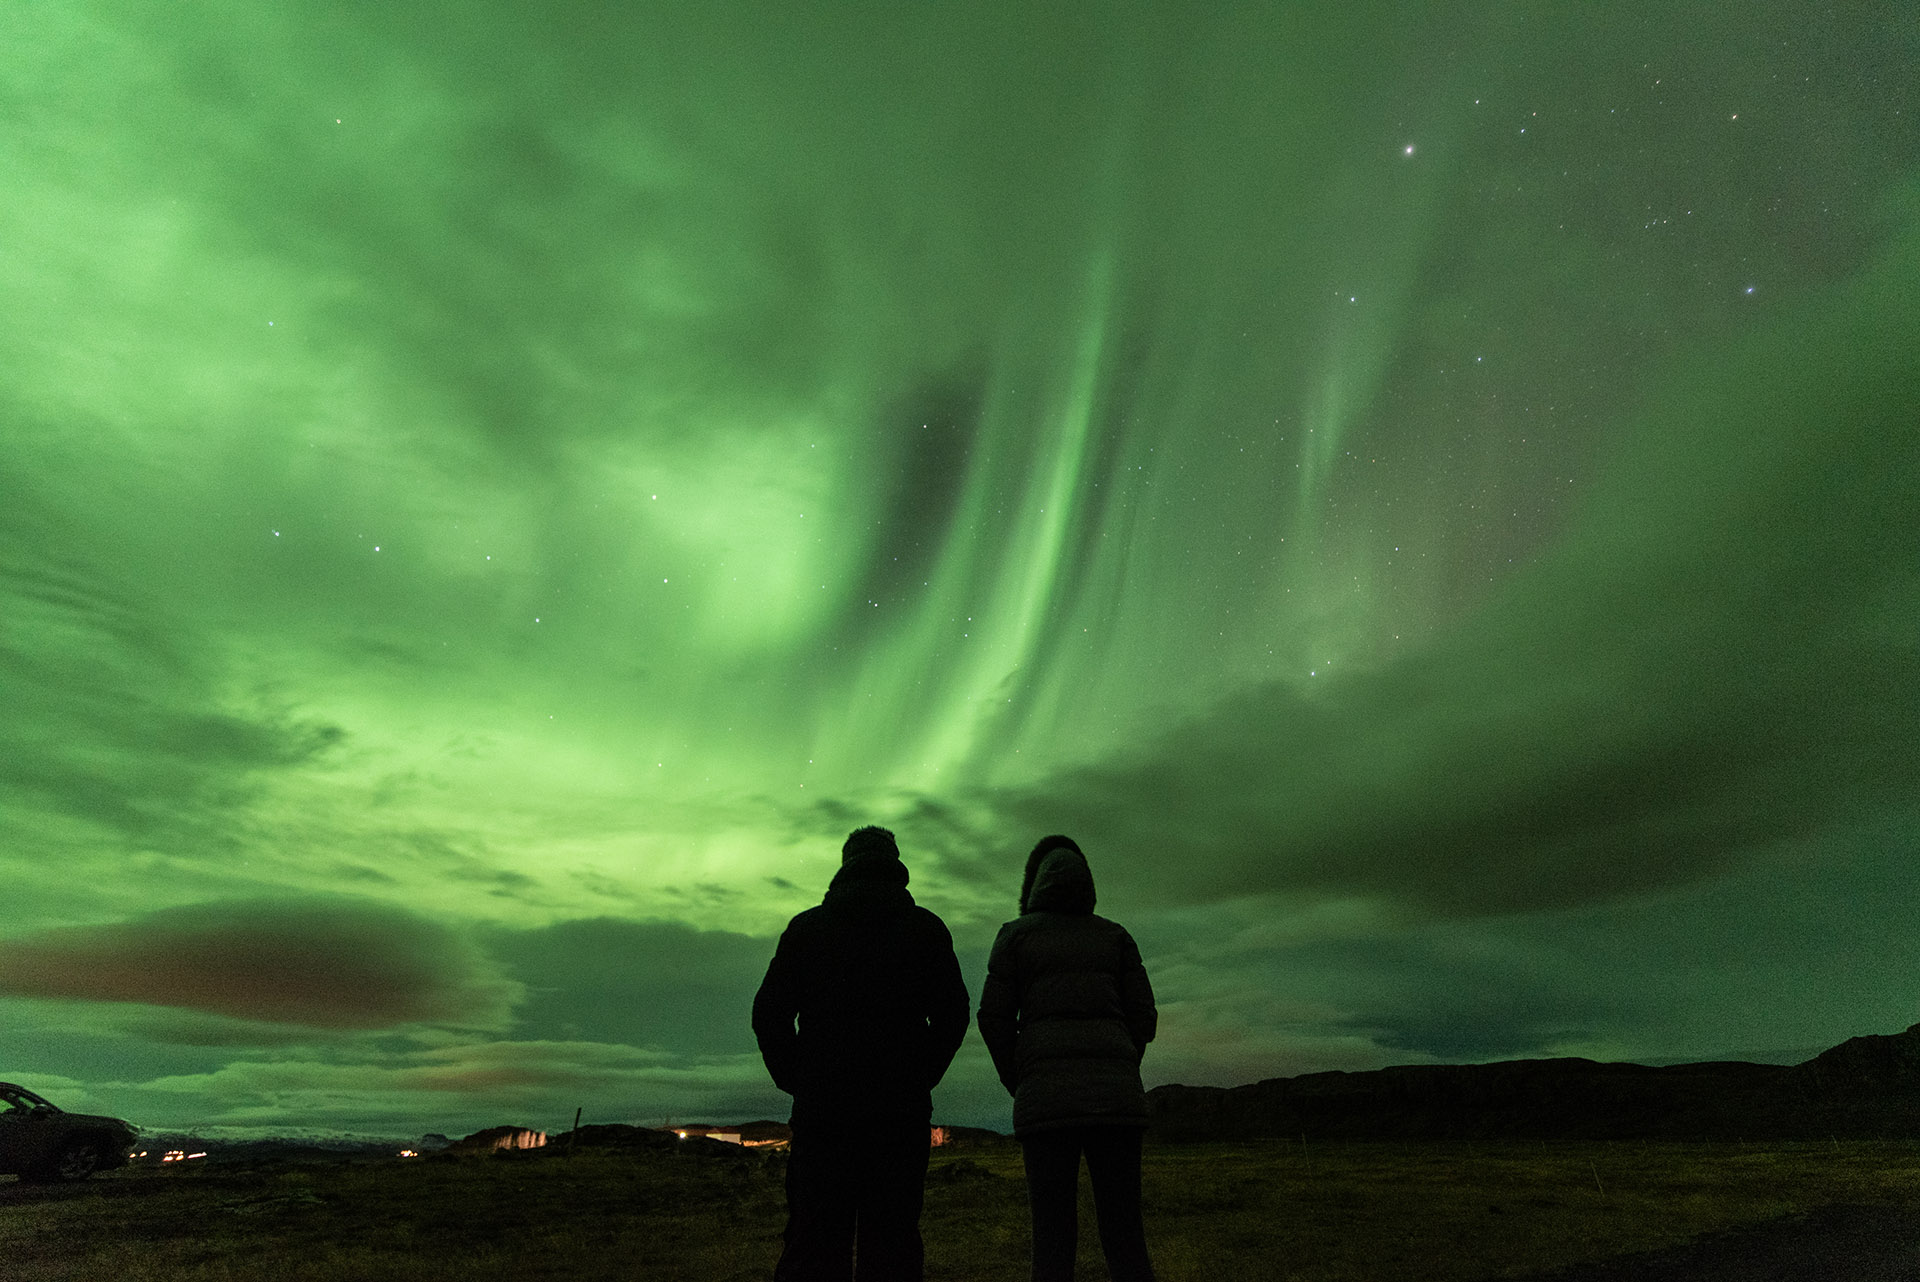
[975,923,1021,1095]
[751,925,803,1095]
[1118,928,1157,1059]
[923,918,970,1090]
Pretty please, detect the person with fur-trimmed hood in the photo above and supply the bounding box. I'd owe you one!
[753,825,969,1281]
[978,834,1158,1282]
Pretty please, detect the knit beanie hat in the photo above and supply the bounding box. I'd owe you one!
[841,825,901,866]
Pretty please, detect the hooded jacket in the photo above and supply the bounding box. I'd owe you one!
[976,848,1157,1135]
[752,854,970,1126]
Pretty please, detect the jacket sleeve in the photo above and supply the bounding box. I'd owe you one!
[751,925,803,1095]
[975,923,1020,1095]
[922,918,971,1091]
[1118,928,1157,1058]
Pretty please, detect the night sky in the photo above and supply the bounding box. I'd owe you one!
[3,1,1916,1140]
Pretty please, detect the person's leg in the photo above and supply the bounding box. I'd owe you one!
[851,1120,930,1282]
[1020,1129,1085,1282]
[1084,1126,1156,1282]
[776,1123,857,1282]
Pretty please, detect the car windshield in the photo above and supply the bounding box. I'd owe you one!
[0,1085,55,1114]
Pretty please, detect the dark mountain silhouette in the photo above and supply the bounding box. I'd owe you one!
[564,1123,763,1155]
[1148,1024,1920,1142]
[566,1123,686,1151]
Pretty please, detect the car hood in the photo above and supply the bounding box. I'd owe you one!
[62,1112,138,1140]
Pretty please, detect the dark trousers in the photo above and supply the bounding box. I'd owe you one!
[776,1119,930,1282]
[1020,1125,1155,1282]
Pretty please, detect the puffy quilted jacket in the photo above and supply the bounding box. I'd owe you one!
[976,848,1157,1135]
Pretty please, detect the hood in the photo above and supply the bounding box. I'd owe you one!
[1026,848,1096,915]
[67,1111,137,1139]
[826,851,910,900]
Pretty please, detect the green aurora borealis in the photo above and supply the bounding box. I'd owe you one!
[3,1,1917,1137]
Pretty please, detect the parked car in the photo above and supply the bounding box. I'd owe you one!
[0,1083,138,1182]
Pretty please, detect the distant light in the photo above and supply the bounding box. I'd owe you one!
[1403,144,1415,156]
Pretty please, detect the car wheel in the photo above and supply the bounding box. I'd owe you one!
[34,1139,105,1183]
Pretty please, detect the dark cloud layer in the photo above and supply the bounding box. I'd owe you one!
[0,899,517,1029]
[482,918,772,1056]
[0,494,343,858]
[1003,230,1920,918]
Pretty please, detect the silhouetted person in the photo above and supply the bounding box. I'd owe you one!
[978,835,1158,1282]
[753,825,970,1281]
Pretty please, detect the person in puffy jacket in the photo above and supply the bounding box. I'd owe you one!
[753,825,970,1281]
[977,834,1157,1282]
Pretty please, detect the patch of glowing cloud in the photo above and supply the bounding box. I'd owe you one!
[588,415,850,656]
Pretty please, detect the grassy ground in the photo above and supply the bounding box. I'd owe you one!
[3,1139,1919,1280]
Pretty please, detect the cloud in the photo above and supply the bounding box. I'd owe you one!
[110,1039,781,1134]
[0,898,519,1030]
[481,918,773,1055]
[0,494,343,855]
[992,227,1920,919]
[784,794,1009,901]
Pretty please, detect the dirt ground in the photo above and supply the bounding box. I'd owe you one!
[7,1141,1920,1281]
[1506,1203,1920,1282]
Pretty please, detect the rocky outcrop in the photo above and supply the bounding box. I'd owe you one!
[1791,1025,1920,1095]
[449,1126,546,1154]
[1149,1024,1920,1143]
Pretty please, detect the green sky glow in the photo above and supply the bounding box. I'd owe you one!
[3,0,1916,1138]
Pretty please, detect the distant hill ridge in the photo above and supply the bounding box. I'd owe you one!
[1148,1023,1920,1142]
